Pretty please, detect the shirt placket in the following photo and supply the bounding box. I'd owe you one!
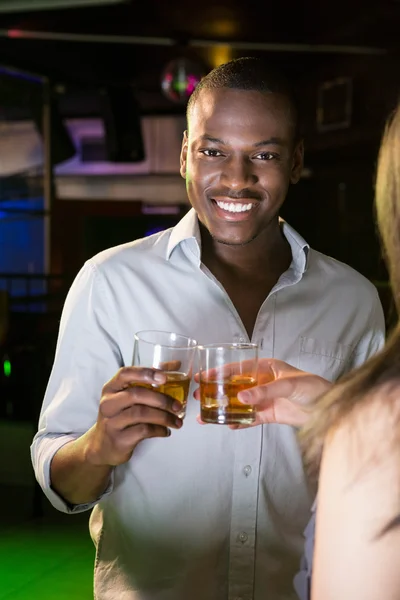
[202,267,279,600]
[228,423,263,600]
[227,304,269,600]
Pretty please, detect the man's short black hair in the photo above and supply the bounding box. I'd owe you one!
[187,56,300,140]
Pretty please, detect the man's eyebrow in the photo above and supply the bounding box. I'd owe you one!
[253,137,285,147]
[195,135,286,147]
[197,134,226,144]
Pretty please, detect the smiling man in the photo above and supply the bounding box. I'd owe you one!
[181,71,303,337]
[32,58,384,600]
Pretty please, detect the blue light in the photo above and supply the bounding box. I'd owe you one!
[0,196,45,292]
[0,66,42,85]
[0,197,44,211]
[145,226,167,237]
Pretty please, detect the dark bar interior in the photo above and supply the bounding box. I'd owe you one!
[0,0,399,597]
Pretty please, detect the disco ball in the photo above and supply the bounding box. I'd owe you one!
[161,58,204,104]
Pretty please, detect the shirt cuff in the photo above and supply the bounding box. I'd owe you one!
[32,434,114,514]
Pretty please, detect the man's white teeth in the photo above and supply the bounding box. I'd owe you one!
[215,201,254,213]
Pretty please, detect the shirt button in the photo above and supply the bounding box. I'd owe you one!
[238,531,248,543]
[243,465,252,477]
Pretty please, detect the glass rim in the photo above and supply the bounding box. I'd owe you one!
[134,329,197,349]
[197,342,258,351]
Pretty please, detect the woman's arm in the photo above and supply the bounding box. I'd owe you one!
[312,386,400,600]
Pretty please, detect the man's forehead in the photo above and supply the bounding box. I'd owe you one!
[189,88,230,124]
[188,88,293,134]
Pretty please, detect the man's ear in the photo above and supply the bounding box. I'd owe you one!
[180,130,188,179]
[290,139,304,184]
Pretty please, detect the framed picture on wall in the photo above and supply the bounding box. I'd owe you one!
[317,77,353,132]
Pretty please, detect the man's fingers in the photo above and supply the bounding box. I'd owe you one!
[100,386,182,418]
[112,404,183,430]
[159,360,182,372]
[103,366,166,394]
[119,423,172,447]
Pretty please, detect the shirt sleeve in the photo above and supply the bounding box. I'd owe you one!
[349,290,386,370]
[31,260,121,513]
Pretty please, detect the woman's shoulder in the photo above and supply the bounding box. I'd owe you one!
[326,380,400,464]
[312,382,400,599]
[319,379,400,538]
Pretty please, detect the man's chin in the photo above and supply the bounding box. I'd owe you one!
[198,217,262,247]
[210,233,259,247]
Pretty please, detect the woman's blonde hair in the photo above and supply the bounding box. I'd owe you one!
[302,103,400,472]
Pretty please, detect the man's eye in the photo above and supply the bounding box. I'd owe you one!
[201,149,222,157]
[255,152,278,161]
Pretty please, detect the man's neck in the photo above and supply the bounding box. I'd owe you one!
[199,220,292,281]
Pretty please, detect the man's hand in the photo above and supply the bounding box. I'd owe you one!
[86,366,184,467]
[194,359,331,429]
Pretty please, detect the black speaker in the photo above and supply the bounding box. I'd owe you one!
[101,85,145,163]
[31,91,77,166]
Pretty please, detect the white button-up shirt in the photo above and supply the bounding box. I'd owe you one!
[31,209,385,600]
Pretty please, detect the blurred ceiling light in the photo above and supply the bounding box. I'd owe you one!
[208,45,233,68]
[211,19,237,37]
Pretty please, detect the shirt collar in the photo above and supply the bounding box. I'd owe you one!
[280,219,310,274]
[166,208,201,261]
[166,208,310,273]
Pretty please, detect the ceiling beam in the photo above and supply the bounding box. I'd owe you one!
[0,28,387,55]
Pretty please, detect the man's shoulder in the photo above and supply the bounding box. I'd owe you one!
[89,227,173,269]
[307,248,380,300]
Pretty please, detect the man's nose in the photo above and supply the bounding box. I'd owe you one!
[221,155,258,190]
